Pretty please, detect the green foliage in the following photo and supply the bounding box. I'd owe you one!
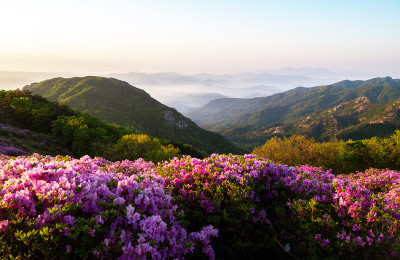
[253,135,341,171]
[51,114,131,157]
[253,132,400,174]
[51,115,182,162]
[0,89,75,132]
[104,134,181,162]
[0,89,198,160]
[163,140,205,158]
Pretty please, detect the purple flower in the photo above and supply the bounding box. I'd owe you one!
[352,224,360,231]
[337,231,347,240]
[63,215,76,226]
[113,197,126,205]
[88,229,95,237]
[354,236,365,247]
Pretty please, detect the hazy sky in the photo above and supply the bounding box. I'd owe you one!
[1,0,399,75]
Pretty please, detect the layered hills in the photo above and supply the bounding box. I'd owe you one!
[186,77,400,148]
[25,76,242,155]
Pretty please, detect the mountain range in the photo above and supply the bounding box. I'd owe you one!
[0,68,376,113]
[186,77,400,149]
[107,69,370,112]
[24,76,243,155]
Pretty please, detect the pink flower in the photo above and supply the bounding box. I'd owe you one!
[337,231,347,240]
[354,236,365,247]
[352,224,360,231]
[88,229,95,237]
[0,220,10,232]
[368,229,375,237]
[93,250,100,258]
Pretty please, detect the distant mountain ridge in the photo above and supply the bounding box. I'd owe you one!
[25,76,242,155]
[107,69,365,113]
[185,77,400,148]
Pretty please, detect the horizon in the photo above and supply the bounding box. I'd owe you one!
[0,0,399,77]
[0,68,399,108]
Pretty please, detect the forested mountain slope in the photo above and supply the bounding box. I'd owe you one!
[186,77,400,148]
[25,76,242,154]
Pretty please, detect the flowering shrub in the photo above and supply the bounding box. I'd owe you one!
[0,145,27,156]
[155,155,400,259]
[0,154,217,259]
[0,137,12,146]
[0,123,30,137]
[2,153,400,259]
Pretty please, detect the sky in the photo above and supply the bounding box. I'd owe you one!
[0,0,399,76]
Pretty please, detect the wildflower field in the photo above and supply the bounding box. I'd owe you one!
[1,153,400,259]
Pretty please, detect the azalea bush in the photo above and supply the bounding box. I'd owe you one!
[154,154,400,259]
[0,154,217,259]
[2,153,400,259]
[155,154,298,258]
[0,146,27,156]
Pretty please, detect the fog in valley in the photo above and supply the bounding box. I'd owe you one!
[0,68,375,114]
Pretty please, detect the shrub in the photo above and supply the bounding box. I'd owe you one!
[0,154,217,259]
[156,154,400,259]
[2,153,400,259]
[253,132,400,174]
[104,134,181,163]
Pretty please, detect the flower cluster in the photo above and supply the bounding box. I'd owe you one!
[3,152,400,259]
[0,137,12,146]
[0,154,217,259]
[289,168,400,257]
[0,145,27,156]
[0,123,30,136]
[155,154,400,258]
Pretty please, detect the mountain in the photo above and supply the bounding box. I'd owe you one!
[24,76,242,155]
[186,77,400,148]
[227,96,400,147]
[106,70,363,112]
[186,86,313,128]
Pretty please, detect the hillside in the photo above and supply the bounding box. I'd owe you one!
[0,119,70,157]
[0,89,200,161]
[185,86,312,127]
[186,77,400,148]
[25,76,242,155]
[272,96,400,141]
[231,97,400,148]
[0,91,73,156]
